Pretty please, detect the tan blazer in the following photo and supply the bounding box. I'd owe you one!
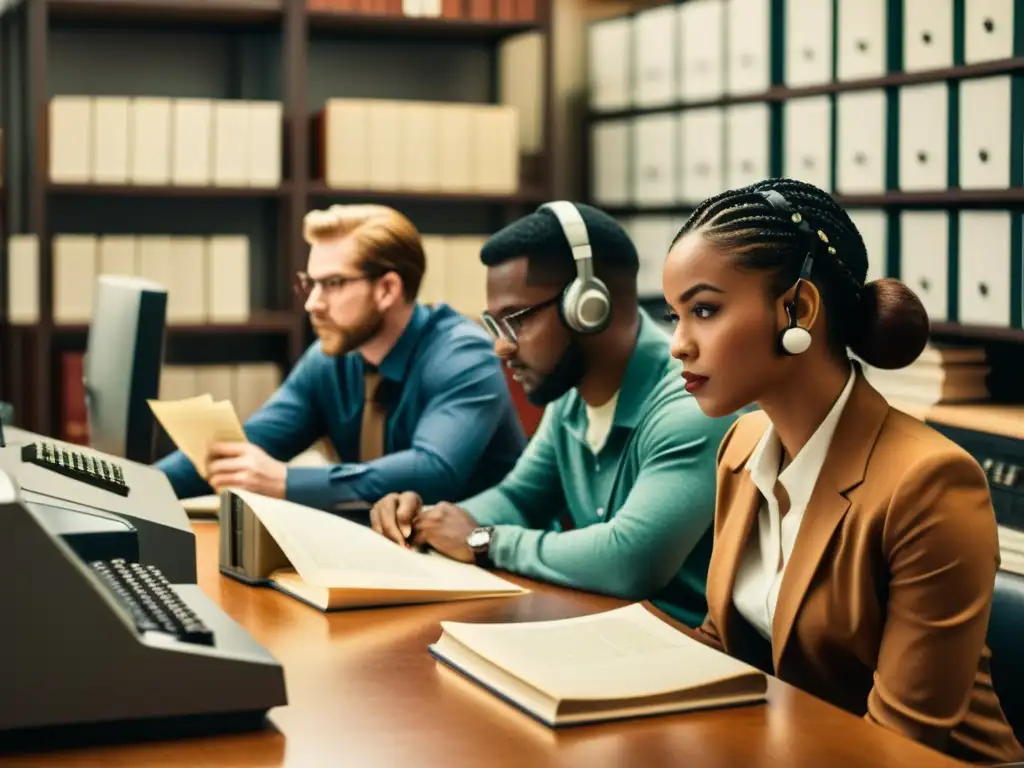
[696,373,1024,765]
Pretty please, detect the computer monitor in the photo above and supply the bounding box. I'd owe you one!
[84,275,168,464]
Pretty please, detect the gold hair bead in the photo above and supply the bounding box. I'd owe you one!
[828,246,837,255]
[791,213,802,223]
[817,230,829,243]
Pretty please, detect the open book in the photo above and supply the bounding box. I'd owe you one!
[148,394,247,479]
[220,489,527,610]
[429,603,767,726]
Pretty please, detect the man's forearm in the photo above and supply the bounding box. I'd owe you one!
[286,445,483,512]
[155,450,212,499]
[459,486,535,528]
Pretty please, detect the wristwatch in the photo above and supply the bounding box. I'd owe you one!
[466,526,495,568]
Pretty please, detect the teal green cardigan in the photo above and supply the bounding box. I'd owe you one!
[461,311,738,627]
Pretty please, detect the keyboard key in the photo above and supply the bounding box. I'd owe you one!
[89,559,215,646]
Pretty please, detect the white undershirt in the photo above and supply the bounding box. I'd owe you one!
[732,368,857,641]
[585,391,619,454]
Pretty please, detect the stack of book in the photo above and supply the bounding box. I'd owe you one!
[998,527,1024,576]
[418,235,489,320]
[307,0,538,22]
[312,98,520,194]
[5,233,251,327]
[859,344,991,406]
[49,96,282,188]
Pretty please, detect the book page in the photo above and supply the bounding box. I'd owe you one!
[439,604,762,701]
[230,489,524,595]
[148,396,247,478]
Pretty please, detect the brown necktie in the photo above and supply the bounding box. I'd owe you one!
[360,369,387,462]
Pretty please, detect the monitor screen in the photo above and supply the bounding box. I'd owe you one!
[84,275,168,463]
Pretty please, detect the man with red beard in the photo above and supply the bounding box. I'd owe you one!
[155,204,526,512]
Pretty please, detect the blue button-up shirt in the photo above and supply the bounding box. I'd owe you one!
[155,303,527,510]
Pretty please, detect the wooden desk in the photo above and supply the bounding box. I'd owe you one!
[4,522,967,767]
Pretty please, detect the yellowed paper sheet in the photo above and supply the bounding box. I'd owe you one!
[147,395,246,478]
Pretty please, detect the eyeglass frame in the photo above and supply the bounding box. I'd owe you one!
[481,294,562,343]
[294,265,394,299]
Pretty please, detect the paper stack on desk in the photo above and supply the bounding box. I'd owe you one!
[147,394,247,479]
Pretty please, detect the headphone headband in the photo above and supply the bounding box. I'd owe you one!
[538,201,595,283]
[537,201,611,334]
[759,189,816,281]
[758,188,815,356]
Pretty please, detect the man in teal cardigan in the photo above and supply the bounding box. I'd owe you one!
[371,203,737,627]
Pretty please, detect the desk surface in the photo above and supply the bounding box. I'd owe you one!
[5,522,966,767]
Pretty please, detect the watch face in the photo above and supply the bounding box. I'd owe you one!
[467,528,490,549]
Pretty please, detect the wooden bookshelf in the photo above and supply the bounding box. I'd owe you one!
[587,56,1024,121]
[48,183,293,198]
[46,0,284,25]
[51,313,295,335]
[0,0,556,438]
[307,182,549,205]
[306,13,540,41]
[600,189,1024,216]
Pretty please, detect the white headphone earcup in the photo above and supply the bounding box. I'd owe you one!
[562,279,610,333]
[780,326,812,355]
[576,283,610,331]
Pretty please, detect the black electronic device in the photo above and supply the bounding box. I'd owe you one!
[0,468,287,746]
[28,500,139,564]
[21,441,129,496]
[89,559,214,646]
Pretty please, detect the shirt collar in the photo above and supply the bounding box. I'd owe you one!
[747,365,857,509]
[563,309,670,436]
[374,303,430,382]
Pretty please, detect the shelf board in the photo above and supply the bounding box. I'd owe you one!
[588,56,1024,121]
[929,322,1024,343]
[597,189,1024,217]
[47,182,291,198]
[53,314,295,335]
[307,12,541,41]
[46,0,283,26]
[307,182,548,205]
[838,189,1024,207]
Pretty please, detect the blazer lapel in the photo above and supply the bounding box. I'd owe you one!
[707,476,761,651]
[770,373,891,669]
[710,412,769,651]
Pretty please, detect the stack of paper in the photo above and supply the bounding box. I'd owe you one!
[147,394,247,479]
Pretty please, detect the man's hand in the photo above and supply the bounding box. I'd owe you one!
[411,503,479,564]
[206,442,287,499]
[370,491,423,548]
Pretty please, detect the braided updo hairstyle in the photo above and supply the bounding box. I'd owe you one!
[672,178,930,369]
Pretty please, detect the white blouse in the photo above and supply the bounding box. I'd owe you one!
[732,368,857,641]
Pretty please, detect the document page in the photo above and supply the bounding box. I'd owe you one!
[440,604,762,700]
[230,490,525,595]
[148,395,247,478]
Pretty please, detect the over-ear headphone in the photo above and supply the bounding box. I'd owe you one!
[758,189,819,356]
[538,201,612,335]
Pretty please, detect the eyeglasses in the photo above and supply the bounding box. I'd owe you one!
[294,271,376,298]
[481,294,561,343]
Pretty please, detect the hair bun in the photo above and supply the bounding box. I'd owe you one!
[847,278,930,369]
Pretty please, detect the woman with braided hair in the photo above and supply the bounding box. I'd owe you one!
[662,178,1023,764]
